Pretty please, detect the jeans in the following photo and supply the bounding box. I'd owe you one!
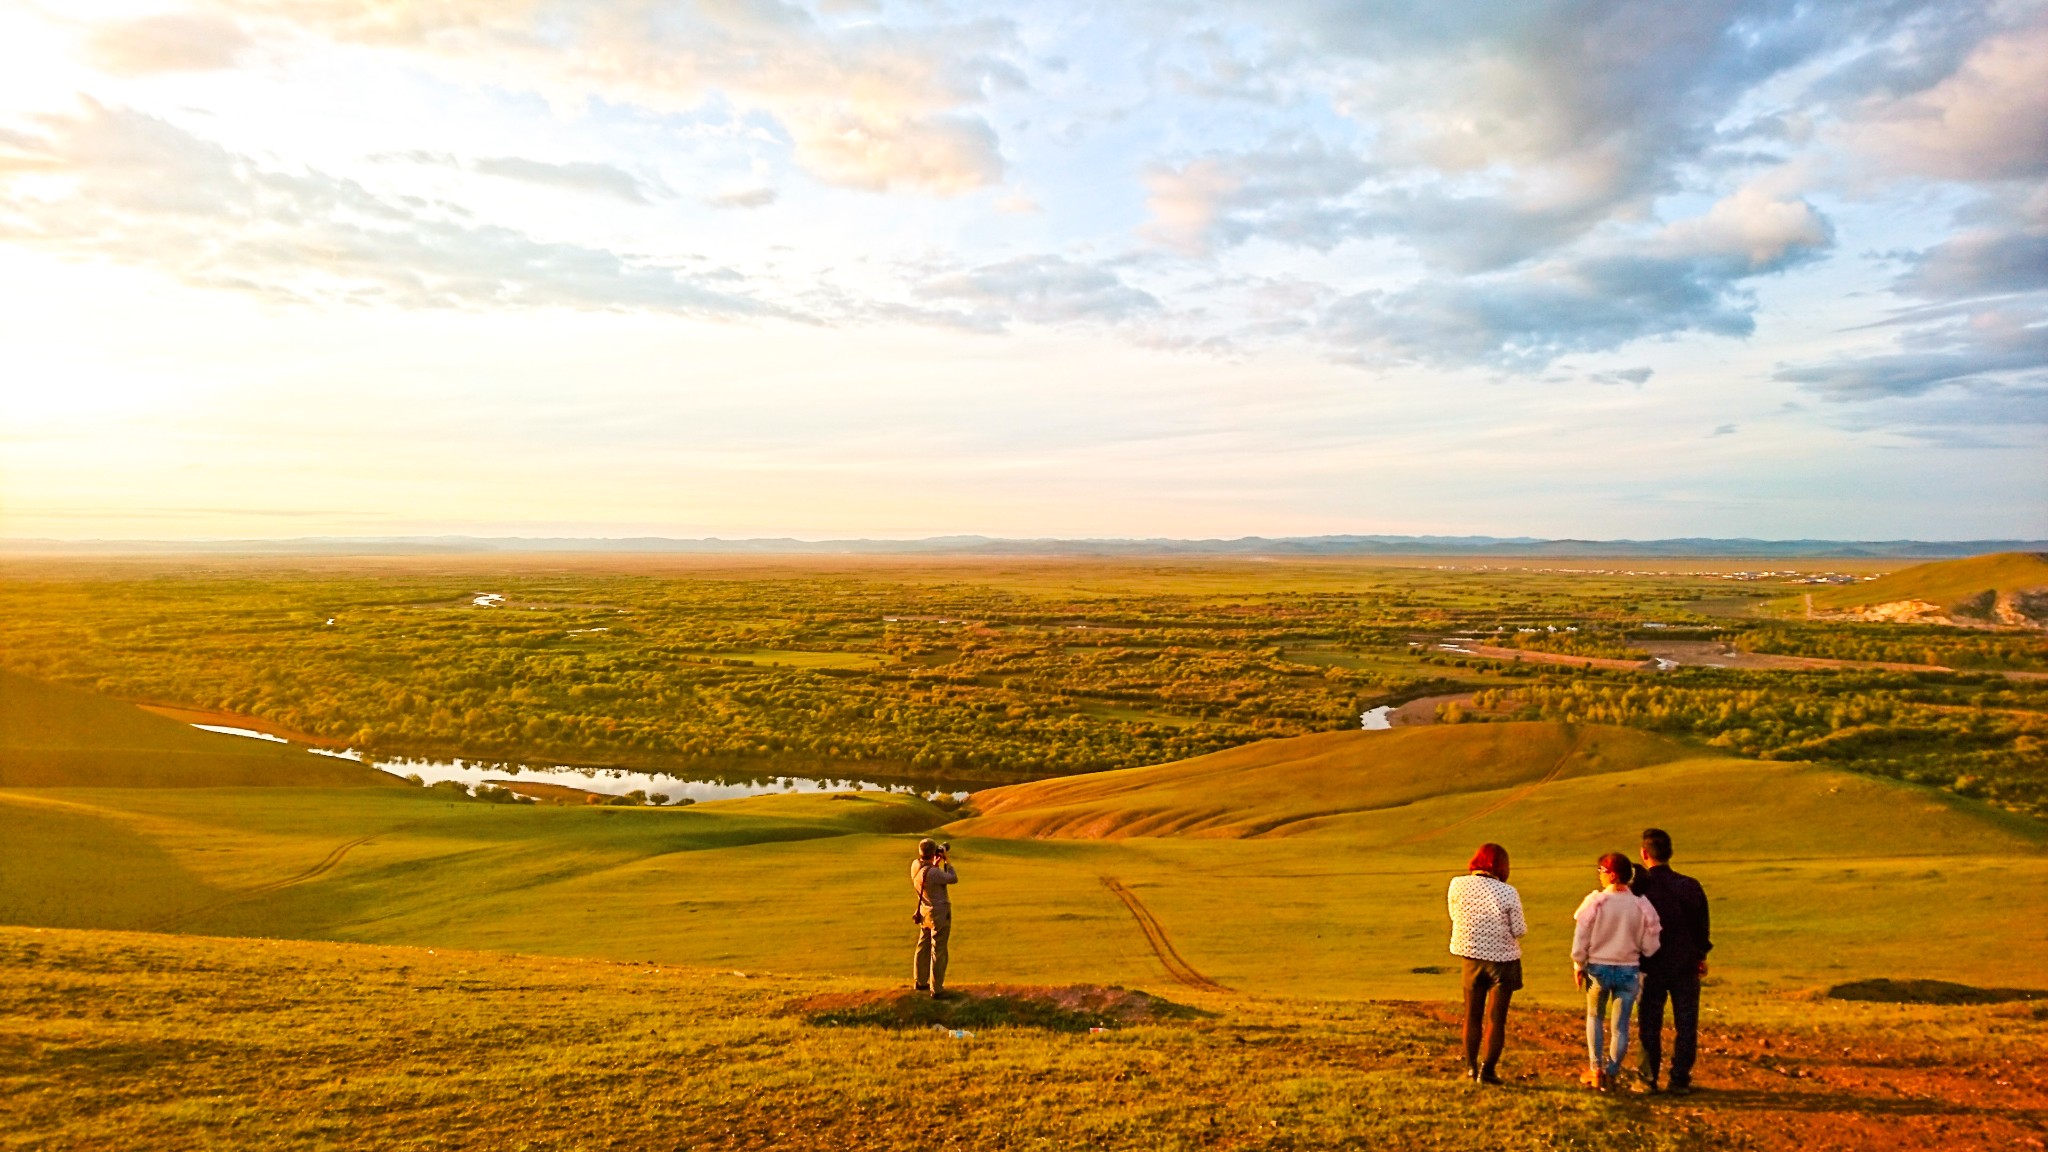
[1583,964,1639,1076]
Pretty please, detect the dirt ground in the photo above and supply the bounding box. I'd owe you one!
[1394,999,2048,1152]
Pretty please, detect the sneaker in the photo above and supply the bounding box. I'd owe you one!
[1664,1083,1695,1097]
[1478,1069,1504,1086]
[1579,1068,1604,1091]
[930,990,953,1001]
[914,984,930,992]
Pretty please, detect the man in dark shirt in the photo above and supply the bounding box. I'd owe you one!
[1632,827,1711,1094]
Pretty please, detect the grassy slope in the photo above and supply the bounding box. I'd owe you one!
[952,722,1699,839]
[5,927,2043,1152]
[1807,551,2048,612]
[3,722,2042,1006]
[0,670,399,788]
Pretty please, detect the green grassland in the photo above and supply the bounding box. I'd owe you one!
[2,926,1796,1152]
[4,668,2047,1149]
[0,670,399,788]
[5,716,2040,1005]
[0,555,1771,784]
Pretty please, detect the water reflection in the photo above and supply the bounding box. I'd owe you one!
[206,723,965,802]
[373,756,938,803]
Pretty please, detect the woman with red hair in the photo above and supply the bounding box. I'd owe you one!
[1448,842,1527,1084]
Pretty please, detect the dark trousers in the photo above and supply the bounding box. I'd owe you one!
[1460,958,1520,1075]
[1636,968,1700,1087]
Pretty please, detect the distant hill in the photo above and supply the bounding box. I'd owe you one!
[5,534,2044,558]
[1805,552,2048,627]
[951,722,1702,839]
[0,671,404,787]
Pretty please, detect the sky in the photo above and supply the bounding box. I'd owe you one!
[0,0,2043,542]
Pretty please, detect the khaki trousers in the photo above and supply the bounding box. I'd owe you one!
[914,905,951,991]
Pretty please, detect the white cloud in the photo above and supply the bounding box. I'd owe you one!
[84,13,251,75]
[1848,22,2048,182]
[0,102,779,316]
[198,0,1019,194]
[916,254,1160,329]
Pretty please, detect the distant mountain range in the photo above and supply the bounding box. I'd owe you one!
[5,535,2044,558]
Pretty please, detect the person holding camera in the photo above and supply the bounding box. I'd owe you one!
[911,838,957,999]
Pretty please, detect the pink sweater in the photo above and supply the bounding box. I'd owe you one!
[1571,888,1662,967]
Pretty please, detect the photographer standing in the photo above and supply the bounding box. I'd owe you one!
[911,838,957,999]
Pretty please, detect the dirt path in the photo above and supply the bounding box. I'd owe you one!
[1099,877,1229,993]
[147,823,421,931]
[1393,727,1586,847]
[1440,644,1653,671]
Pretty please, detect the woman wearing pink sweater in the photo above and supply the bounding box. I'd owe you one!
[1571,852,1662,1091]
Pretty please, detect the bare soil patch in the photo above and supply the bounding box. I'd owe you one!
[1391,999,2048,1151]
[1829,978,2048,1006]
[786,984,1206,1032]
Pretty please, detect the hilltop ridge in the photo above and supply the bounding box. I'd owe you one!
[1803,552,2048,627]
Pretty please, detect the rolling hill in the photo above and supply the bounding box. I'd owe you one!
[950,722,1703,839]
[0,670,402,787]
[1,707,2041,1002]
[1805,551,2048,626]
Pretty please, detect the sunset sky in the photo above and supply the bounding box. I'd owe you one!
[1,0,2043,541]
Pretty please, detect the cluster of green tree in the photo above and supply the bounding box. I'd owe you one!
[0,568,1506,785]
[1735,624,2048,671]
[1491,630,1651,661]
[1469,670,2048,816]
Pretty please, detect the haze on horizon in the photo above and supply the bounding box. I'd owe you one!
[1,0,2043,543]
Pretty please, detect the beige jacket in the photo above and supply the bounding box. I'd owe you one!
[912,858,957,912]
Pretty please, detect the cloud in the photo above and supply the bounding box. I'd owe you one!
[790,111,1002,194]
[1710,424,1737,437]
[470,157,659,204]
[1775,314,2048,400]
[1145,2,1942,261]
[84,13,250,74]
[1319,190,1832,368]
[0,102,778,317]
[916,255,1160,329]
[1777,184,2046,418]
[209,0,1018,194]
[706,187,778,209]
[1847,22,2048,182]
[1897,186,2048,299]
[1141,139,1376,256]
[1588,367,1654,386]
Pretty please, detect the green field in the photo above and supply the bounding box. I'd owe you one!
[5,562,2047,1150]
[5,706,2041,1004]
[3,673,2046,1149]
[0,670,399,789]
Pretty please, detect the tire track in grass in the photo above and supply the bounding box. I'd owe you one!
[1099,876,1230,992]
[1392,726,1587,847]
[147,822,423,932]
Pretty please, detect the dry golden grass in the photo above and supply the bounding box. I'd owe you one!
[955,723,1699,839]
[4,926,2042,1152]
